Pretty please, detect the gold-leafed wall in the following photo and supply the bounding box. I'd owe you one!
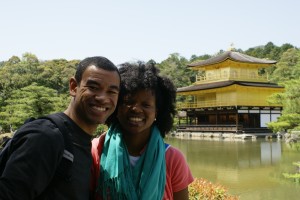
[177,85,283,109]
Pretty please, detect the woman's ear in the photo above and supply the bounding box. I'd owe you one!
[69,77,78,97]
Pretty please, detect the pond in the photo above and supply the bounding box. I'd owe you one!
[165,136,300,200]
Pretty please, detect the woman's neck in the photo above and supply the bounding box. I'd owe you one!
[123,131,151,156]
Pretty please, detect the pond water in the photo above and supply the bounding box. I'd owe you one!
[165,136,300,200]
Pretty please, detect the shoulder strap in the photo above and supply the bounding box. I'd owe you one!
[164,143,170,152]
[0,136,11,151]
[0,139,11,175]
[41,113,74,181]
[1,113,74,182]
[0,118,36,175]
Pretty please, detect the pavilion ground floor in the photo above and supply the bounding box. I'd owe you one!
[177,106,282,135]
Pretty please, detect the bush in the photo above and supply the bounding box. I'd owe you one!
[0,132,13,150]
[93,124,108,137]
[189,178,239,200]
[282,160,300,184]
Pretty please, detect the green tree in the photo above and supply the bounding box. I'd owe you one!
[7,56,21,65]
[0,53,40,91]
[190,54,211,63]
[0,83,64,131]
[268,49,300,132]
[270,48,300,83]
[269,80,300,131]
[244,42,297,61]
[37,59,78,94]
[280,43,295,54]
[157,53,195,88]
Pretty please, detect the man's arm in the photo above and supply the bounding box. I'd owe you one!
[0,123,64,200]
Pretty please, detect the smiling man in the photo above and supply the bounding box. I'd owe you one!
[0,56,120,200]
[66,58,120,134]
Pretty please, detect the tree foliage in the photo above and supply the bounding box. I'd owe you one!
[270,48,300,83]
[0,53,78,132]
[267,49,300,132]
[268,82,300,132]
[0,83,68,131]
[244,42,295,61]
[0,42,299,133]
[37,59,78,94]
[157,53,195,88]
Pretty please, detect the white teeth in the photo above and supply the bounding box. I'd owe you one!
[129,117,142,122]
[93,106,106,111]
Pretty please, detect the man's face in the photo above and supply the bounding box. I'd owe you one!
[70,65,120,130]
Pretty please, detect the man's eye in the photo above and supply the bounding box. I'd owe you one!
[88,85,97,90]
[108,90,119,95]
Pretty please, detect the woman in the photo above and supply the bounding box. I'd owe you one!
[91,62,193,200]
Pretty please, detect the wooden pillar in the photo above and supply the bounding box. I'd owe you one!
[236,109,239,133]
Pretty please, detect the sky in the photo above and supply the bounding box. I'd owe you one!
[1,0,299,65]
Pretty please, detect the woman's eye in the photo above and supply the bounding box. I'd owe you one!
[142,103,152,108]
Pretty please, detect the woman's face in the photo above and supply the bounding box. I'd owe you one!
[117,89,157,136]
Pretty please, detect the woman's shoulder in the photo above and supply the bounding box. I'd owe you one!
[165,145,187,163]
[92,133,106,144]
[91,133,106,156]
[165,145,184,155]
[165,144,194,191]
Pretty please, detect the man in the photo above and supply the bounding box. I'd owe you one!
[0,56,120,200]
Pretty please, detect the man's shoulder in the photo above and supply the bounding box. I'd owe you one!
[20,115,61,132]
[13,113,65,143]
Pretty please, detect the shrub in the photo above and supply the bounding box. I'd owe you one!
[282,161,300,184]
[0,132,13,150]
[93,124,108,137]
[189,178,239,200]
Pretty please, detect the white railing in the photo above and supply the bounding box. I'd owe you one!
[177,99,280,109]
[195,74,268,83]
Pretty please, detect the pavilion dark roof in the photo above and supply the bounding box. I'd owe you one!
[188,51,277,68]
[177,80,283,93]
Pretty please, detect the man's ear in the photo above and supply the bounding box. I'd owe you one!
[69,77,78,97]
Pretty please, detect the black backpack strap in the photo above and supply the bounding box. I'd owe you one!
[40,113,74,181]
[1,114,74,181]
[0,117,37,175]
[0,139,11,175]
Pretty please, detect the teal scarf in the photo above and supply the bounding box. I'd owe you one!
[97,123,166,200]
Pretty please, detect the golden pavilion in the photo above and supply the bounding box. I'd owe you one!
[176,51,284,135]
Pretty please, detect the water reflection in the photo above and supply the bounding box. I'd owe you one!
[260,142,281,165]
[165,137,300,200]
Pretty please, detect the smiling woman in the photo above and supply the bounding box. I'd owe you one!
[116,90,157,144]
[90,61,194,200]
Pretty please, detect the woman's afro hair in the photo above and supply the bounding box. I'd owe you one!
[115,61,177,137]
